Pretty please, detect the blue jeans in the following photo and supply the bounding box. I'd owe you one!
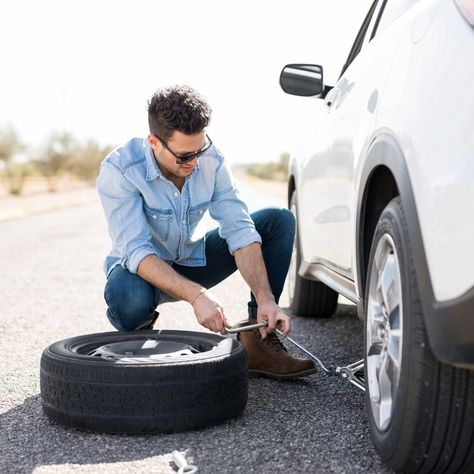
[104,207,295,331]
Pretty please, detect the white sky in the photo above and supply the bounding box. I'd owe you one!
[0,0,372,164]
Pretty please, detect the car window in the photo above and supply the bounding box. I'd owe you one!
[339,0,380,78]
[372,0,418,38]
[361,0,387,48]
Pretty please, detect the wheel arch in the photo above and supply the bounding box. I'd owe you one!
[356,135,417,313]
[357,165,400,308]
[356,134,474,368]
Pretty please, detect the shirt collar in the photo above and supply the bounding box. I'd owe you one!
[144,139,162,181]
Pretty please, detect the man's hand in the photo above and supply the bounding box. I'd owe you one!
[137,255,231,334]
[256,299,291,339]
[192,290,232,334]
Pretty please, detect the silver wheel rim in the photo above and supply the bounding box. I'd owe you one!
[288,199,297,301]
[366,233,403,431]
[80,337,233,364]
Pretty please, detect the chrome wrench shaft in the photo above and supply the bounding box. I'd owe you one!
[275,329,333,374]
[226,320,365,391]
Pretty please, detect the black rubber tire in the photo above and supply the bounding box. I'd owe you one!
[365,197,474,473]
[40,330,248,434]
[289,192,338,317]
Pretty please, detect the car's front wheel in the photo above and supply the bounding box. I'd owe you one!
[288,191,338,317]
[365,197,474,473]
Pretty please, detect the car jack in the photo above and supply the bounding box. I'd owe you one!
[227,321,365,392]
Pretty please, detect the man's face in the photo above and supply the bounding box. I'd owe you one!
[148,130,206,180]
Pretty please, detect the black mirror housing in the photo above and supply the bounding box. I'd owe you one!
[279,64,324,97]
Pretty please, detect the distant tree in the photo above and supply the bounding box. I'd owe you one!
[279,152,290,172]
[246,152,290,181]
[0,126,23,167]
[5,162,40,195]
[35,132,78,192]
[68,139,112,183]
[0,127,27,194]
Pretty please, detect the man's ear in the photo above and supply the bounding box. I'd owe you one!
[147,134,155,146]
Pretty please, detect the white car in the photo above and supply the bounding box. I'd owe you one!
[280,0,474,472]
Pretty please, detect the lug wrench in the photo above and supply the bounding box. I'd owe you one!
[227,321,365,392]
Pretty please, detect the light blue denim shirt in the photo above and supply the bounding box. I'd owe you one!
[96,137,261,277]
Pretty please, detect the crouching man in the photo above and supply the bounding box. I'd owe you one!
[96,84,315,379]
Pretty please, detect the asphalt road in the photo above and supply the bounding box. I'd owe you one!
[0,178,393,474]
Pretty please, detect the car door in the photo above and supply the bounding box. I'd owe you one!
[299,0,404,278]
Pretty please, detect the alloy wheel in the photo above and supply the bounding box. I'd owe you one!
[366,233,403,431]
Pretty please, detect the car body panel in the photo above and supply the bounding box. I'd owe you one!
[286,0,474,367]
[357,134,474,367]
[298,33,398,276]
[375,0,474,301]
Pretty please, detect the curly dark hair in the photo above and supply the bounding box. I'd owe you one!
[147,85,212,140]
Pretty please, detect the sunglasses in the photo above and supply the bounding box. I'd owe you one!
[154,133,213,164]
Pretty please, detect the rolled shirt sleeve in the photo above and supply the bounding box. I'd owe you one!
[209,159,262,254]
[96,161,158,274]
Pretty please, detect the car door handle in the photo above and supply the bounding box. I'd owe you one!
[325,88,339,108]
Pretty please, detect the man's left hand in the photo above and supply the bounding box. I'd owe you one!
[256,300,291,339]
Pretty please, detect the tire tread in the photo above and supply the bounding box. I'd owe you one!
[366,197,474,474]
[40,332,248,434]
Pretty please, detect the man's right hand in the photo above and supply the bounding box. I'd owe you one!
[191,290,232,334]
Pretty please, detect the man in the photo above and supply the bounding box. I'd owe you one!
[97,84,315,379]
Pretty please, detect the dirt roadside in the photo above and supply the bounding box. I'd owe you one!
[0,174,286,223]
[0,183,99,223]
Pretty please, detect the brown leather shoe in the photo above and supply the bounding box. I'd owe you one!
[236,321,316,379]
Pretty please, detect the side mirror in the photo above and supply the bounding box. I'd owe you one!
[279,64,324,97]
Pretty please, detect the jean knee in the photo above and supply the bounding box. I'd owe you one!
[106,300,156,331]
[277,207,295,233]
[104,268,158,331]
[252,207,295,239]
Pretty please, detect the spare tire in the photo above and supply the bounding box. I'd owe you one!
[40,330,248,434]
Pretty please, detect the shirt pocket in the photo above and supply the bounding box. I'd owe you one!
[143,203,173,242]
[188,201,210,243]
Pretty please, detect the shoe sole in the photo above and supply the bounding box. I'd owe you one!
[248,367,317,380]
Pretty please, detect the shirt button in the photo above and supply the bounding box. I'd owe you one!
[153,215,157,219]
[173,192,178,197]
[182,220,186,224]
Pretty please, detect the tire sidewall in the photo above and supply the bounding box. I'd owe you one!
[364,197,423,464]
[40,330,248,433]
[44,330,239,368]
